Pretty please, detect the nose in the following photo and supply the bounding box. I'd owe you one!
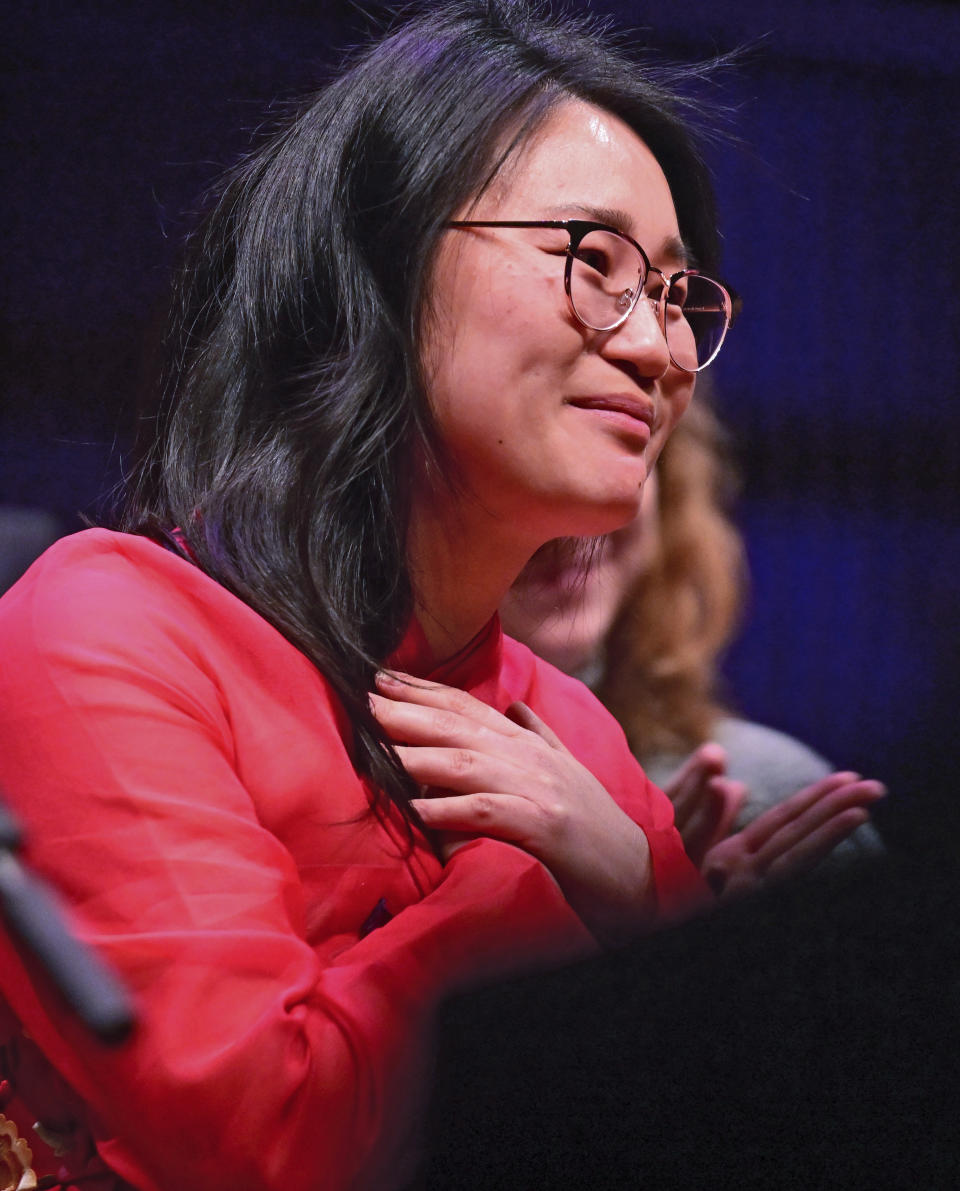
[598,294,671,381]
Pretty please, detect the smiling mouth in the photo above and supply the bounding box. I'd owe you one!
[566,395,655,438]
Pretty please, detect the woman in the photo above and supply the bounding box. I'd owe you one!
[0,4,882,1189]
[502,394,885,876]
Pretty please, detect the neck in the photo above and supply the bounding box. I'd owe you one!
[407,492,540,662]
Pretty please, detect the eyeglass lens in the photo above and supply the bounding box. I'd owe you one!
[568,228,730,371]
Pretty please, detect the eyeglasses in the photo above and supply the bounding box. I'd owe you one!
[445,219,740,373]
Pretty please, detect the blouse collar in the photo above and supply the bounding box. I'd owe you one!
[387,614,504,695]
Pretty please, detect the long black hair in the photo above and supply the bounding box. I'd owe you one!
[121,0,722,827]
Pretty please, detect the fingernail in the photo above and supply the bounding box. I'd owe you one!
[375,670,401,689]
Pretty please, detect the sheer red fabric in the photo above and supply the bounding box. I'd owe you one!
[0,530,703,1190]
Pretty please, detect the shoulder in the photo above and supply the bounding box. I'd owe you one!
[2,527,203,622]
[713,717,832,781]
[2,527,280,641]
[0,530,181,658]
[0,528,321,703]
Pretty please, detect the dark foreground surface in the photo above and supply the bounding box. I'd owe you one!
[417,847,958,1190]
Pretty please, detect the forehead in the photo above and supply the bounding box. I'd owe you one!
[485,100,683,260]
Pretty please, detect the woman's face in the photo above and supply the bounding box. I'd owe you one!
[421,99,696,549]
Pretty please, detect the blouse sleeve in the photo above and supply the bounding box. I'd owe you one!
[0,543,596,1191]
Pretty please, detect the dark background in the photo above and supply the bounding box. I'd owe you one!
[4,2,958,1184]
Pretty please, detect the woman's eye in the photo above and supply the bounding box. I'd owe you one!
[574,248,611,276]
[666,282,688,307]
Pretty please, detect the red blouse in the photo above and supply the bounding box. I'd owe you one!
[0,530,703,1190]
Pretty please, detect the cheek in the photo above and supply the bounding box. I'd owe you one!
[662,373,696,437]
[643,373,695,472]
[672,370,697,418]
[422,251,583,450]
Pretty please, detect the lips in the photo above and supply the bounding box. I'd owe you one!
[566,394,656,439]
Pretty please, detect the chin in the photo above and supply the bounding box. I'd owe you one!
[582,490,646,537]
[595,462,649,522]
[538,508,636,550]
[520,470,646,545]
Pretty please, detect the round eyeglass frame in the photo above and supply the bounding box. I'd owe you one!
[445,218,741,373]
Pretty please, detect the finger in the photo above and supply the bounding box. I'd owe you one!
[679,776,746,867]
[667,743,729,827]
[410,791,536,843]
[505,701,567,751]
[678,787,725,868]
[764,807,871,881]
[752,780,885,869]
[370,690,524,754]
[374,671,521,740]
[734,771,863,851]
[691,741,729,775]
[709,776,748,841]
[394,743,528,797]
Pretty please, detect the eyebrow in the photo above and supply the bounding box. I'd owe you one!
[552,203,695,269]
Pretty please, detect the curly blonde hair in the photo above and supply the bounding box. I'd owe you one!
[595,396,747,757]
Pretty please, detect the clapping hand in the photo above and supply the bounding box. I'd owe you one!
[663,742,747,868]
[661,742,885,897]
[699,770,886,900]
